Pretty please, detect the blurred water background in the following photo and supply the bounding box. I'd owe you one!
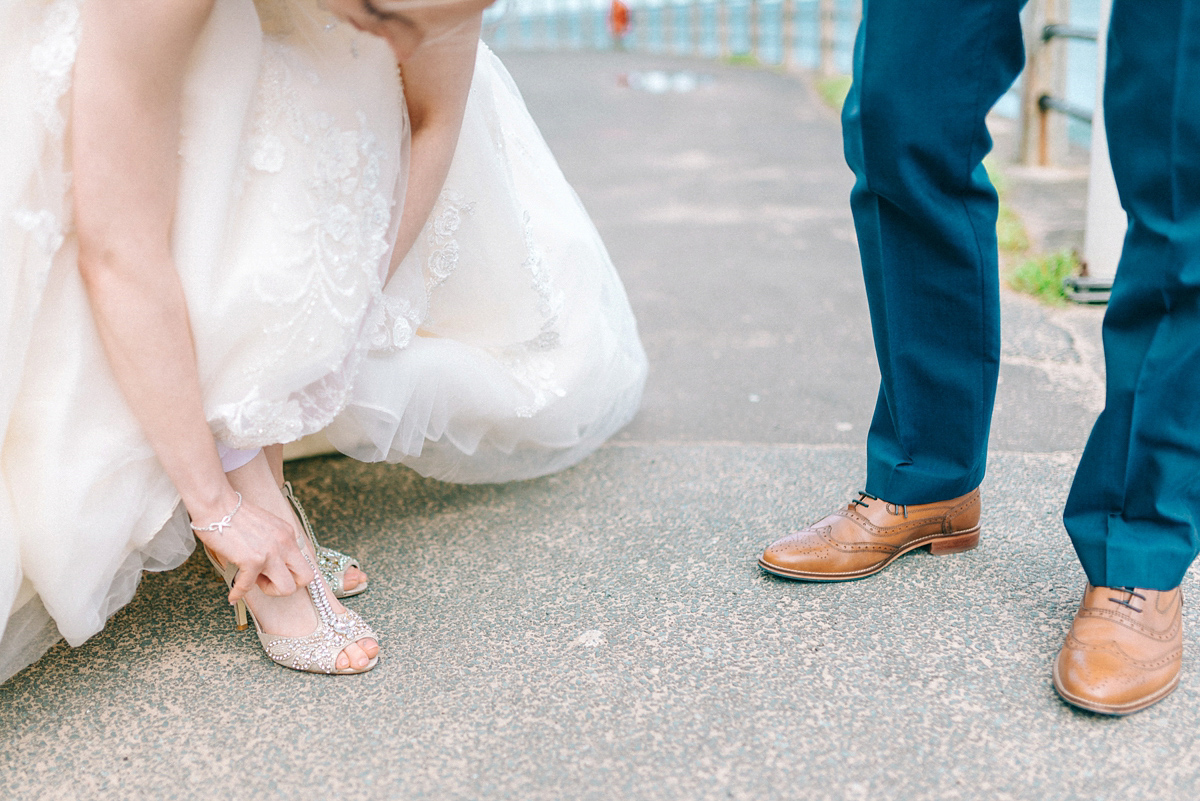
[484,0,1101,146]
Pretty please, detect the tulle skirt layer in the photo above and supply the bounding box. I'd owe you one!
[330,46,647,483]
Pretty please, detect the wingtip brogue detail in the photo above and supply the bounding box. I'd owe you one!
[757,489,981,581]
[1053,584,1183,716]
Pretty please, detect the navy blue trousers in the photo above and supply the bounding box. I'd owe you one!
[843,0,1200,589]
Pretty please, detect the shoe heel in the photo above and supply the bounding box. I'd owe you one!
[928,527,980,555]
[234,599,249,631]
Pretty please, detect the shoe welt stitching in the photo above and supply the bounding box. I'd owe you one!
[828,515,977,550]
[820,532,950,563]
[753,532,950,575]
[820,527,897,554]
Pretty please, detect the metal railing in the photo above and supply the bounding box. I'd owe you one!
[1019,0,1097,166]
[1036,22,1096,126]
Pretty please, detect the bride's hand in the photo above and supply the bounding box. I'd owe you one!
[190,494,315,604]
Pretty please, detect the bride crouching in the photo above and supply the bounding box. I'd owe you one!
[0,0,647,681]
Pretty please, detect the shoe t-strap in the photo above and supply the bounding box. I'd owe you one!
[302,550,358,639]
[282,482,316,546]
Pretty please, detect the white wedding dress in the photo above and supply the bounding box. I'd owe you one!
[0,0,647,682]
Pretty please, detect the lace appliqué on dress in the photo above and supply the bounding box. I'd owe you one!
[361,188,477,355]
[425,190,476,289]
[520,210,565,349]
[364,292,417,352]
[211,388,306,446]
[359,187,478,354]
[29,0,79,137]
[502,212,567,418]
[12,209,64,258]
[215,40,397,446]
[12,0,80,265]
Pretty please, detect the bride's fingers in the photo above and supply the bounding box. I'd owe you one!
[256,555,300,598]
[249,508,311,594]
[257,532,314,596]
[203,503,312,600]
[282,536,315,588]
[228,557,263,604]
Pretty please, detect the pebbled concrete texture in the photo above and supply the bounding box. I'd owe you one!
[3,448,1200,800]
[5,49,1186,801]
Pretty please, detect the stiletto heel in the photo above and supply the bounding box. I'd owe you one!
[283,481,367,599]
[203,546,378,674]
[234,599,249,631]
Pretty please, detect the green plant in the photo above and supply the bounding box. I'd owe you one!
[982,157,1028,255]
[1008,250,1081,305]
[983,156,1009,196]
[996,203,1029,254]
[815,74,853,111]
[725,52,760,67]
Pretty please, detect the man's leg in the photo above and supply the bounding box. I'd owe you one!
[760,0,1024,582]
[846,0,1024,504]
[1064,0,1200,592]
[1054,0,1200,715]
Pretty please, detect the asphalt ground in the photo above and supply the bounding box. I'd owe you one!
[6,50,1193,801]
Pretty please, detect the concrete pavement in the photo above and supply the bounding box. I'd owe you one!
[4,50,1195,800]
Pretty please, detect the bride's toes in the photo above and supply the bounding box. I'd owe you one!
[336,646,354,671]
[361,637,379,660]
[337,639,377,671]
[343,566,367,592]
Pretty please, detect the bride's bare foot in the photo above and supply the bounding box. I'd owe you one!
[227,453,378,671]
[238,551,379,670]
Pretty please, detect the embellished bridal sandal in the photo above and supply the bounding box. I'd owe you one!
[204,547,379,675]
[283,481,368,598]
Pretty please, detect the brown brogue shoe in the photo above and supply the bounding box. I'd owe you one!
[1053,584,1182,716]
[757,489,980,581]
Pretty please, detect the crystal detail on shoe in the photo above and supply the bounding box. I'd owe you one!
[258,549,377,674]
[317,546,356,578]
[204,540,376,674]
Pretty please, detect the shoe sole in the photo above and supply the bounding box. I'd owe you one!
[756,526,980,582]
[332,655,379,676]
[1051,658,1180,716]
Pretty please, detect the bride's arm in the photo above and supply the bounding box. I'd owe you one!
[387,13,484,280]
[72,0,311,601]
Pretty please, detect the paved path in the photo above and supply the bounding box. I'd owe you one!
[4,50,1195,801]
